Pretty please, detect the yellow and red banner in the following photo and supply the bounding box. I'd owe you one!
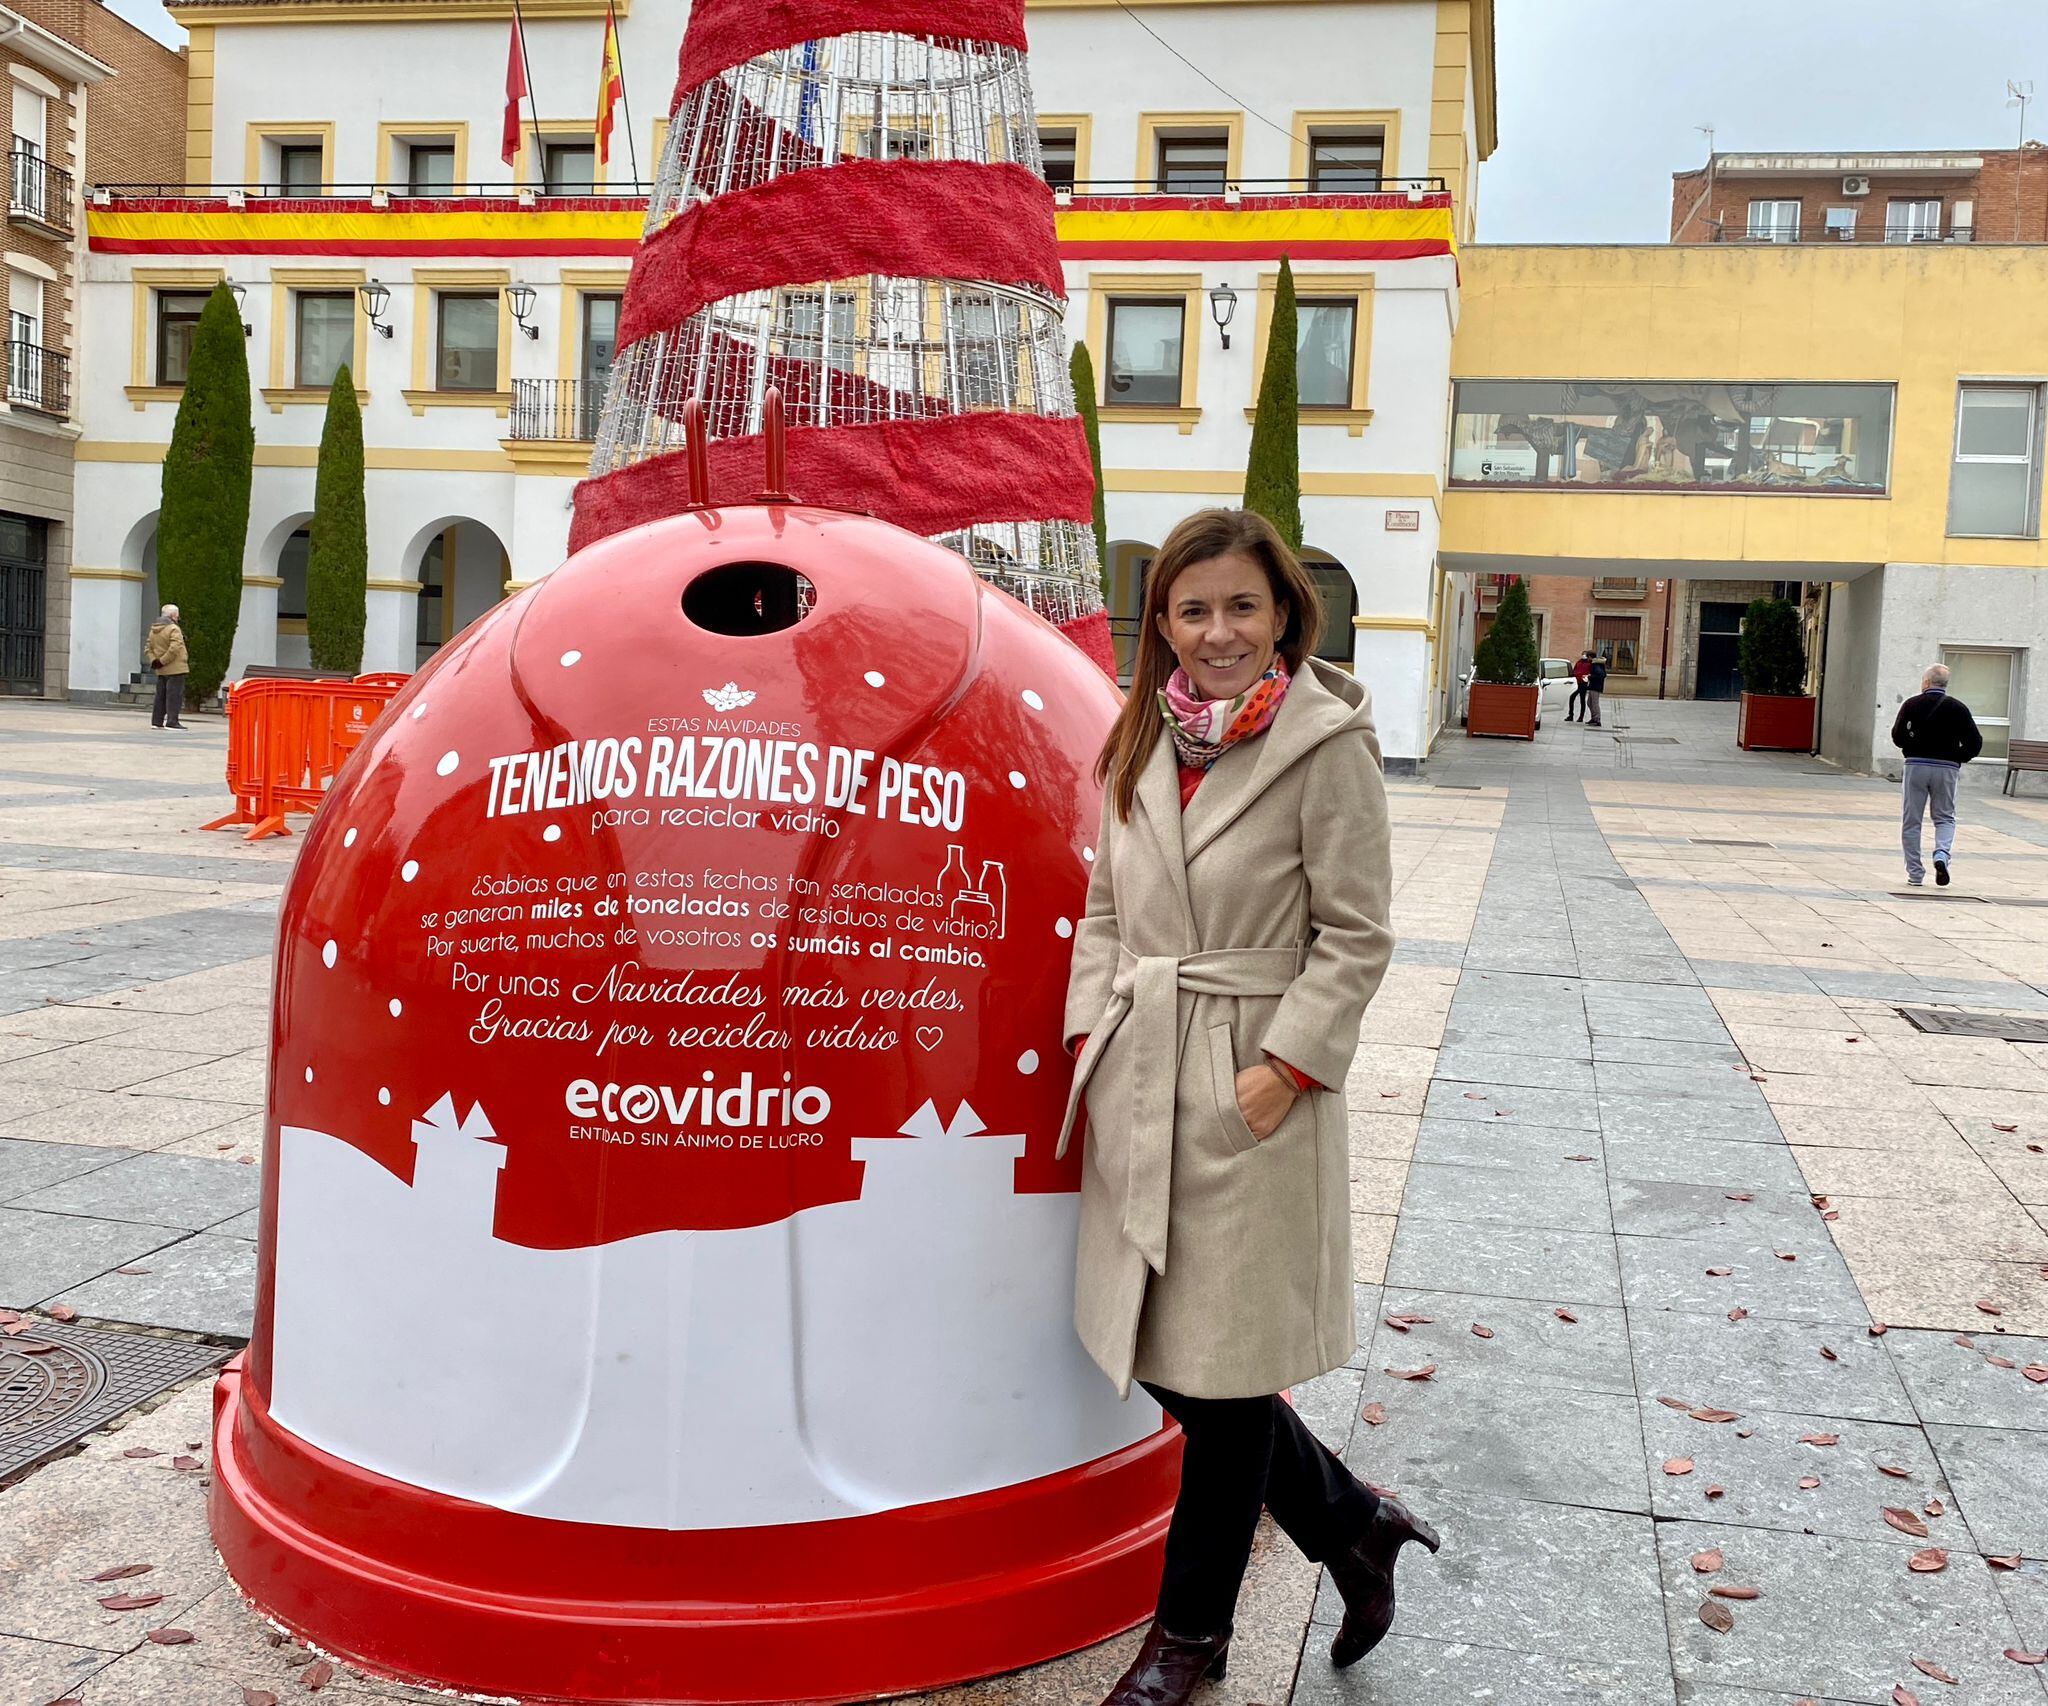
[88,193,1456,263]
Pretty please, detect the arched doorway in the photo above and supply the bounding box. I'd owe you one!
[1105,539,1156,684]
[408,518,512,666]
[121,511,160,674]
[255,512,316,669]
[1300,548,1357,666]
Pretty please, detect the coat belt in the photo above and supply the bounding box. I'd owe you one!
[1056,944,1303,1275]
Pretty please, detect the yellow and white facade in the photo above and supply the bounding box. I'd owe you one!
[1442,243,2048,771]
[67,0,1497,770]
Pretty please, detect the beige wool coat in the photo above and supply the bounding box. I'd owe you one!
[1057,659,1395,1401]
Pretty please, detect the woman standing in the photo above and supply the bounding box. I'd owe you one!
[1057,509,1437,1703]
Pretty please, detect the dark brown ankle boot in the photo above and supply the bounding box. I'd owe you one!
[1100,1621,1230,1704]
[1326,1495,1441,1668]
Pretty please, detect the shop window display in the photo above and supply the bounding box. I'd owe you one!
[1451,380,1893,495]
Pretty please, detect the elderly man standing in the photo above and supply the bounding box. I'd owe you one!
[1891,662,1984,887]
[144,603,189,730]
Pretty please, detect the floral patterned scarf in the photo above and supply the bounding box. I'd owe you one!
[1157,658,1292,771]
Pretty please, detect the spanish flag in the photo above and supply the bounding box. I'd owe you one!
[596,5,625,167]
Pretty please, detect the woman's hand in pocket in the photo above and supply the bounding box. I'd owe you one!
[1233,1065,1299,1141]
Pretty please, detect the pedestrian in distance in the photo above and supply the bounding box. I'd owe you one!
[1566,649,1594,722]
[1060,507,1436,1706]
[1892,662,1983,887]
[1583,650,1609,727]
[145,603,189,729]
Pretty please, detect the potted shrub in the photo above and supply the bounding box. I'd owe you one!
[1735,596,1817,752]
[1466,576,1541,739]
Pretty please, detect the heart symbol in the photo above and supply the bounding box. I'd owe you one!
[916,1027,943,1052]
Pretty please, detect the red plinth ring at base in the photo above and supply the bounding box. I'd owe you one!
[210,1359,1181,1705]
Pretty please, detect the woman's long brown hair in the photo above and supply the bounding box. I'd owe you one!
[1097,507,1325,821]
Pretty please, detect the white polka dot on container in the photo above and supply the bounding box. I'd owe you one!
[436,751,460,777]
[1017,1049,1040,1075]
[543,825,563,843]
[378,1087,391,1106]
[1055,918,1074,939]
[1022,689,1044,711]
[863,670,886,688]
[304,1066,315,1084]
[321,939,337,969]
[388,998,403,1018]
[401,860,420,883]
[410,703,428,721]
[561,650,582,667]
[343,827,358,848]
[1007,771,1027,790]
[1083,847,1095,862]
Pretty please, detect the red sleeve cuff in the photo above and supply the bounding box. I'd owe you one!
[1267,1054,1319,1093]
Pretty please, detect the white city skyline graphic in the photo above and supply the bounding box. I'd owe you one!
[268,1093,1157,1531]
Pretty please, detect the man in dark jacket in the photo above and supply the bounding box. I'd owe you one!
[1891,663,1984,887]
[1584,652,1609,727]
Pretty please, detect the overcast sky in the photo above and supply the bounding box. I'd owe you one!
[1480,0,2048,242]
[100,0,2048,245]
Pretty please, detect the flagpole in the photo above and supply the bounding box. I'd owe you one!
[610,2,641,190]
[511,0,544,183]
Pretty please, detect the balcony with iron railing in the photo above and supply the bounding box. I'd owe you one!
[7,341,70,418]
[1592,576,1650,598]
[509,378,605,443]
[9,148,74,237]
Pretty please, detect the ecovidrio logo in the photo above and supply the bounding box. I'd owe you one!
[565,1074,833,1128]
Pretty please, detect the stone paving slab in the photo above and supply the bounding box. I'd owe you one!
[1652,1520,2043,1705]
[9,1151,260,1232]
[0,1206,187,1307]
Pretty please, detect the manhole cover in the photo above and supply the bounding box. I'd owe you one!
[1898,1007,2048,1043]
[1,1323,224,1483]
[1691,838,1772,848]
[1616,736,1679,744]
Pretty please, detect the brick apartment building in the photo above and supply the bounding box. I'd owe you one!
[1670,145,2048,245]
[2,0,182,697]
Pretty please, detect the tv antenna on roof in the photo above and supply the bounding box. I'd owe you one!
[2009,80,2034,237]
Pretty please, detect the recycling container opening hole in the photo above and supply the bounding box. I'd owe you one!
[682,562,817,636]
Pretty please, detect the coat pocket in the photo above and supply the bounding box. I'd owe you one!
[1207,1023,1264,1156]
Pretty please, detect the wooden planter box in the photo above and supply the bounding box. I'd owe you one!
[1466,681,1540,741]
[1737,691,1818,753]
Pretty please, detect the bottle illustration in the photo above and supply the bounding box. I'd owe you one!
[937,845,972,905]
[976,861,1009,936]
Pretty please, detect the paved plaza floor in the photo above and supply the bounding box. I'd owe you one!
[2,694,2047,1705]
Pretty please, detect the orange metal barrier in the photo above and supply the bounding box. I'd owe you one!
[202,672,409,841]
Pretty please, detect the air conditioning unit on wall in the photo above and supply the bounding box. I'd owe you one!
[1843,175,1872,196]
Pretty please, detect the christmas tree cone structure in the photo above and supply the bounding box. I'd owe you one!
[573,0,1113,674]
[211,452,1182,1698]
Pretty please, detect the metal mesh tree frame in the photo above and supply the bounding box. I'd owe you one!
[586,24,1102,625]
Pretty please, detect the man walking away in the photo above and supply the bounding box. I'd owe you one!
[1892,663,1983,887]
[145,603,189,730]
[1584,651,1609,728]
[1567,650,1594,722]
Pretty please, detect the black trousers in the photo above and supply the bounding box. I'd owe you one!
[1143,1381,1379,1641]
[1567,682,1588,720]
[152,672,185,726]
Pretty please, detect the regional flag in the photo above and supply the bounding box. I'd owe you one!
[596,6,624,166]
[502,13,529,166]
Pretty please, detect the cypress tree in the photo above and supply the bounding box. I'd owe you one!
[156,281,252,702]
[1473,576,1539,685]
[1242,255,1302,551]
[1738,596,1806,697]
[307,363,368,671]
[1069,341,1111,605]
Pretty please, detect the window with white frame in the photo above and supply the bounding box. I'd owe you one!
[1940,646,2018,761]
[1949,384,2041,538]
[295,291,354,388]
[1295,297,1357,407]
[1886,199,1942,242]
[1824,205,1857,240]
[1105,297,1184,405]
[10,83,48,218]
[1746,199,1801,242]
